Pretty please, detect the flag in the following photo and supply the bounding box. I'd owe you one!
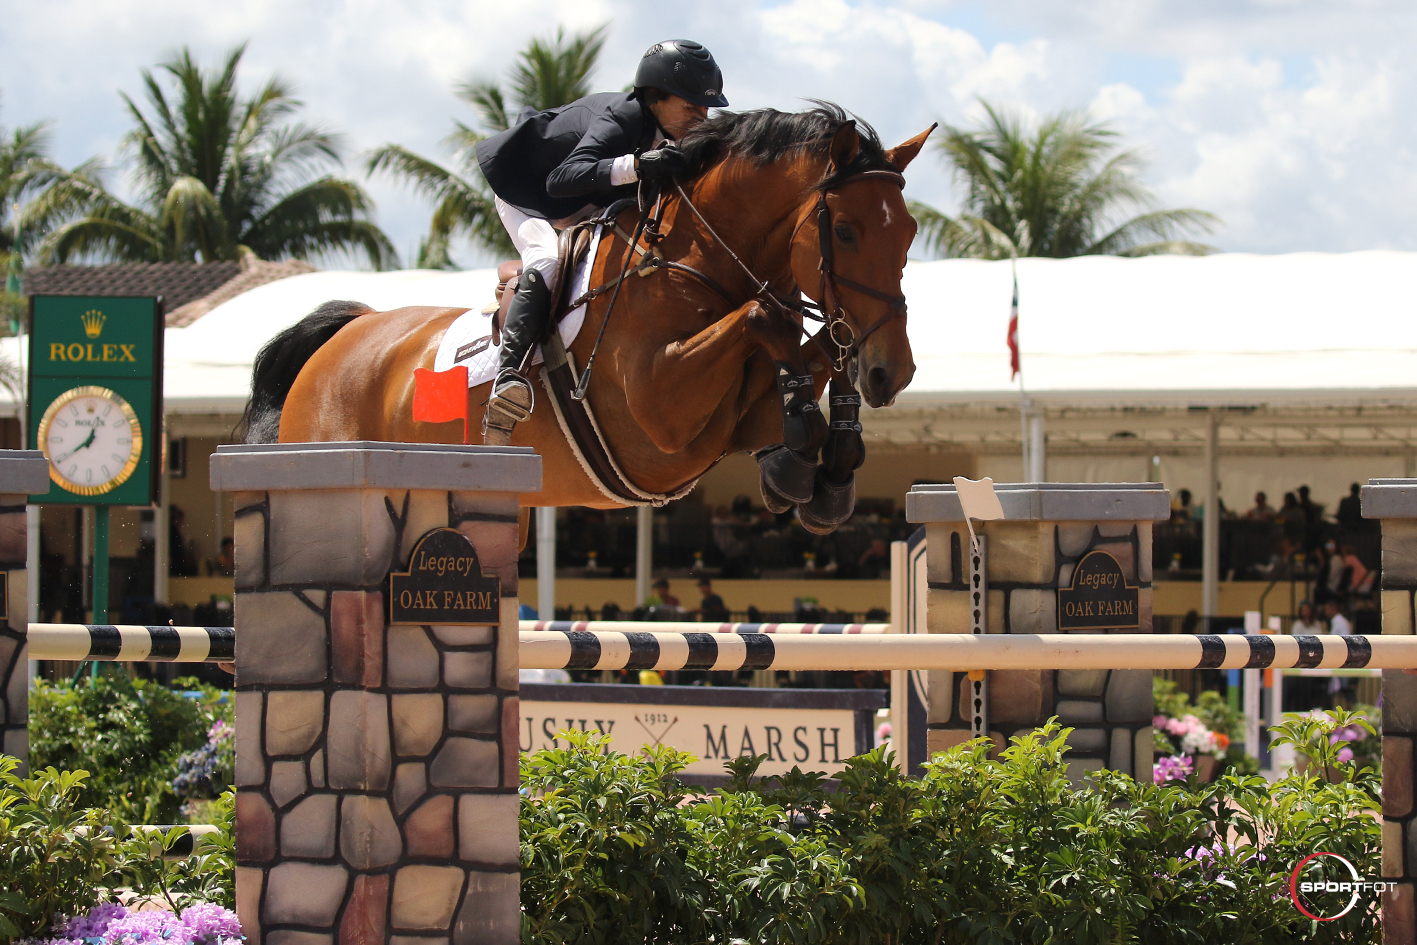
[1007,268,1020,380]
[413,366,470,442]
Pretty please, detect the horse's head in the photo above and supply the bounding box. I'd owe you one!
[790,122,933,408]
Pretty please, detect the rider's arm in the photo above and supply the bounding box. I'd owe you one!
[545,111,640,199]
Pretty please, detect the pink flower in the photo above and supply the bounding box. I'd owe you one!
[1336,746,1355,763]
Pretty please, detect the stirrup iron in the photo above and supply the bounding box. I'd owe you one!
[482,372,534,446]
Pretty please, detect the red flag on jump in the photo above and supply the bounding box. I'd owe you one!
[413,366,470,442]
[1007,268,1020,380]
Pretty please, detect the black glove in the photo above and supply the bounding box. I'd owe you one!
[637,147,686,185]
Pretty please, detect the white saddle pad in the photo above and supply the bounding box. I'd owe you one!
[433,224,602,386]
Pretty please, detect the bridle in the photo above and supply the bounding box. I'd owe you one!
[568,161,910,399]
[672,166,909,372]
[793,168,908,370]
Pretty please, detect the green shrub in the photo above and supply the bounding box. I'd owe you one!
[522,718,1380,944]
[0,754,235,940]
[28,675,231,823]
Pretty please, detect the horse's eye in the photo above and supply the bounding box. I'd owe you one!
[834,224,856,245]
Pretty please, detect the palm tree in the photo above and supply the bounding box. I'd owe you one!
[911,102,1218,259]
[36,45,395,268]
[1,100,99,334]
[367,25,607,267]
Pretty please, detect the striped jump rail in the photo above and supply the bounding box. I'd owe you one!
[26,624,235,662]
[520,620,888,635]
[519,630,1417,672]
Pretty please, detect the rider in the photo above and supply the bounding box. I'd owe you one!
[473,39,728,444]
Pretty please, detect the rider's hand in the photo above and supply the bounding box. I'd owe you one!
[637,147,686,185]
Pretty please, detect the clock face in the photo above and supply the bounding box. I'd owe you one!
[37,385,144,496]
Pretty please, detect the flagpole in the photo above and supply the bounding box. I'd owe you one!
[1009,257,1030,479]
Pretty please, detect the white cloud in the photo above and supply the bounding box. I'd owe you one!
[2,0,1415,261]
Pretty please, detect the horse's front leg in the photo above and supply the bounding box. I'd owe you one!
[624,299,823,456]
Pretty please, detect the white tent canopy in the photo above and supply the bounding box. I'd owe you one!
[8,250,1413,416]
[899,250,1417,408]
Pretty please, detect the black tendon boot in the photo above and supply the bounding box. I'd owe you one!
[754,363,827,508]
[484,267,551,445]
[798,379,864,534]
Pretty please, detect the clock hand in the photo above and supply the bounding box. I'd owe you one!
[52,428,97,465]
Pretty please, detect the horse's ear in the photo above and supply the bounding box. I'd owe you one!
[829,121,859,173]
[885,124,937,172]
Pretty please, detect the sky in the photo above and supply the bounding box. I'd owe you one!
[3,0,1416,269]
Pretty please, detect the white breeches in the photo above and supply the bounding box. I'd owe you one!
[495,197,559,286]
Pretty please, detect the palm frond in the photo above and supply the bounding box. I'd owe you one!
[241,176,395,268]
[927,99,1221,259]
[160,175,231,261]
[510,24,608,113]
[40,204,166,264]
[456,81,510,133]
[1116,240,1216,257]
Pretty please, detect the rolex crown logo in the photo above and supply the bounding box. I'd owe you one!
[81,310,105,339]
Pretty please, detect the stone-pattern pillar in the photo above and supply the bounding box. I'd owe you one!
[1361,479,1417,943]
[905,483,1170,784]
[212,443,541,945]
[0,451,51,774]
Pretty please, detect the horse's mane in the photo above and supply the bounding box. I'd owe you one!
[677,102,894,189]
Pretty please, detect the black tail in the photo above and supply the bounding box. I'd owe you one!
[237,300,373,443]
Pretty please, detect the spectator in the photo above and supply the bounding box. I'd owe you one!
[697,578,729,622]
[1246,492,1275,521]
[600,601,621,620]
[646,578,679,608]
[1298,485,1321,525]
[1313,539,1349,606]
[1336,482,1364,532]
[1291,601,1323,634]
[169,506,199,577]
[209,537,235,577]
[1171,489,1194,522]
[856,538,890,579]
[1341,543,1372,596]
[1324,599,1352,635]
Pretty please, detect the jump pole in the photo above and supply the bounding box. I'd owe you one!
[517,630,1412,672]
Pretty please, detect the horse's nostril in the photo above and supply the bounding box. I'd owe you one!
[867,365,889,397]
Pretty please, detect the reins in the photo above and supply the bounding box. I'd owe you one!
[569,161,909,394]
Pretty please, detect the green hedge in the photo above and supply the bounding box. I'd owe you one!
[521,715,1380,945]
[28,675,231,823]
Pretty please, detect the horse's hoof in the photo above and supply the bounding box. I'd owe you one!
[759,473,794,514]
[754,444,817,505]
[799,470,856,532]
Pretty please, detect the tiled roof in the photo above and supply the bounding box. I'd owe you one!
[23,262,242,319]
[166,258,316,327]
[22,259,315,327]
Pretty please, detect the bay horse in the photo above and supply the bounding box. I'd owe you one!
[244,104,929,537]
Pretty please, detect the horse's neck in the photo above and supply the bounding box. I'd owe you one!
[690,155,823,286]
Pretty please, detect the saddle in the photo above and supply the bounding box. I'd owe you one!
[482,224,597,348]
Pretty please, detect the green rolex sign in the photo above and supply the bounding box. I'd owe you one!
[27,295,164,506]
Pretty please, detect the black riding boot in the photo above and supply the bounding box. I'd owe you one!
[484,267,551,445]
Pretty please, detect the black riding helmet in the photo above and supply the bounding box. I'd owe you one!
[633,40,728,108]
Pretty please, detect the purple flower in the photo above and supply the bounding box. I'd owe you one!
[25,904,241,945]
[1154,754,1193,784]
[179,904,241,945]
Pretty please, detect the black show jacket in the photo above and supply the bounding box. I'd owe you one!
[475,91,660,221]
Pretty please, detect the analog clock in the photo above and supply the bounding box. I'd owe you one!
[36,385,144,496]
